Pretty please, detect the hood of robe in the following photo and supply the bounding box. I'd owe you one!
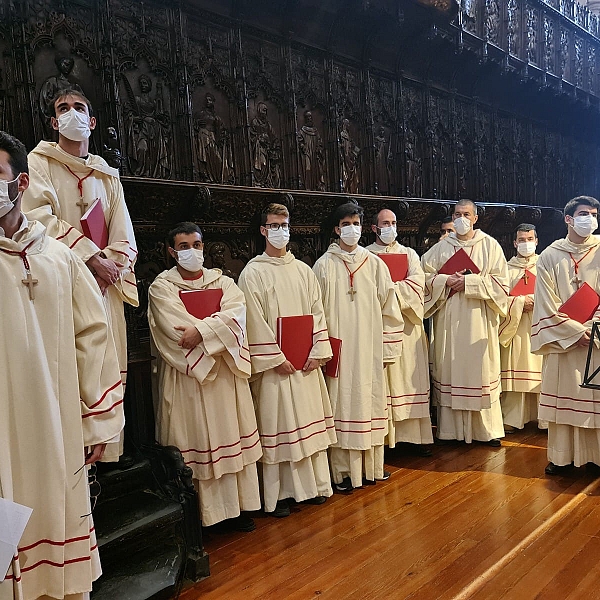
[325,242,370,264]
[158,266,223,290]
[0,218,47,256]
[444,228,487,248]
[249,251,296,266]
[550,234,600,256]
[30,141,120,178]
[507,254,539,269]
[366,241,405,254]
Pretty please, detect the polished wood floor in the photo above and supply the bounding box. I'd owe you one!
[179,425,600,600]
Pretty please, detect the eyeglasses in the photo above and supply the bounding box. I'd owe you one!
[74,463,101,518]
[263,223,290,231]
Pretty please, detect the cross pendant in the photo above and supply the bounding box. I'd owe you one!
[522,272,529,285]
[571,274,582,289]
[22,271,38,300]
[76,198,89,216]
[348,287,356,301]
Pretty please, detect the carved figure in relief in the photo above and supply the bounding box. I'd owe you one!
[297,110,326,191]
[456,138,467,196]
[39,56,84,138]
[339,118,360,194]
[485,0,500,43]
[405,128,422,197]
[123,74,171,179]
[250,102,281,188]
[194,92,234,184]
[374,126,392,195]
[103,126,122,170]
[208,241,236,279]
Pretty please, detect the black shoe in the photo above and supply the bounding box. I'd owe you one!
[545,462,574,476]
[375,470,391,481]
[586,462,600,475]
[362,477,377,486]
[268,500,291,518]
[504,425,516,435]
[230,513,256,532]
[302,495,328,505]
[435,438,458,445]
[334,477,353,493]
[413,444,433,457]
[487,439,502,447]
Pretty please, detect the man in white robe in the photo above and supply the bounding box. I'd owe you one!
[366,208,433,454]
[0,131,124,600]
[499,224,545,431]
[22,89,138,463]
[313,203,403,492]
[531,196,600,475]
[422,200,508,446]
[148,222,262,530]
[238,203,336,517]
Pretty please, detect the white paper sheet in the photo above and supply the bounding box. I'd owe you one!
[0,497,33,583]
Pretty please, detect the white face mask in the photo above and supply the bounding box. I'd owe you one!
[339,224,362,247]
[176,248,204,272]
[0,175,21,219]
[571,214,598,238]
[453,216,472,236]
[57,108,92,142]
[516,241,536,257]
[267,227,290,250]
[378,225,397,245]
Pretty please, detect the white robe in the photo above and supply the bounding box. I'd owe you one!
[366,241,433,446]
[313,244,403,487]
[0,220,124,600]
[23,142,138,460]
[531,236,600,466]
[499,255,544,429]
[148,267,262,525]
[422,230,508,442]
[238,252,336,511]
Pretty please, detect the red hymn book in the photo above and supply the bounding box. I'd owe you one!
[509,270,536,296]
[325,337,342,378]
[438,248,480,297]
[378,254,409,282]
[179,289,223,320]
[558,282,600,324]
[80,198,109,249]
[276,315,314,371]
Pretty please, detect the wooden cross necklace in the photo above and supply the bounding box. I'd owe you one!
[342,256,369,301]
[64,165,95,216]
[0,239,38,300]
[569,247,595,289]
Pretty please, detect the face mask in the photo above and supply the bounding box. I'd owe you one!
[267,227,290,250]
[57,108,91,142]
[0,175,21,219]
[571,215,598,238]
[516,241,536,257]
[453,216,472,236]
[339,225,362,246]
[176,248,204,272]
[378,226,397,245]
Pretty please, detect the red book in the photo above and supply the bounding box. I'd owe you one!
[276,315,314,371]
[379,253,409,282]
[325,337,342,378]
[510,270,536,296]
[558,282,600,324]
[80,198,109,249]
[179,289,223,320]
[439,248,480,297]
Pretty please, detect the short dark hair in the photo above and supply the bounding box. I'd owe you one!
[0,131,28,177]
[168,222,203,248]
[332,202,364,228]
[441,216,453,224]
[51,88,94,118]
[564,196,600,217]
[261,203,289,226]
[514,223,537,240]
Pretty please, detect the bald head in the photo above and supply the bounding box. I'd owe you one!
[372,209,397,228]
[371,209,398,246]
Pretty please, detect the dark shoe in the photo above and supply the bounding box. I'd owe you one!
[545,462,574,476]
[269,500,291,518]
[504,425,516,435]
[487,439,502,447]
[435,438,458,445]
[230,513,256,532]
[362,477,377,486]
[334,477,353,493]
[586,462,600,475]
[413,444,433,457]
[302,495,327,505]
[375,470,391,481]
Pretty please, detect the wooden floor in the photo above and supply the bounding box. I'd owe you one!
[179,425,600,600]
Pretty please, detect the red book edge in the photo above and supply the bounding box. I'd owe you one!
[276,315,314,371]
[558,282,600,324]
[509,270,536,296]
[325,337,342,378]
[439,248,480,298]
[80,198,109,249]
[379,253,409,282]
[178,289,223,320]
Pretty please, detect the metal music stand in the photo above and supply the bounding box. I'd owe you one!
[582,321,600,390]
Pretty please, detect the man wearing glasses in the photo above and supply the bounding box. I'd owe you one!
[238,203,336,517]
[0,130,124,600]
